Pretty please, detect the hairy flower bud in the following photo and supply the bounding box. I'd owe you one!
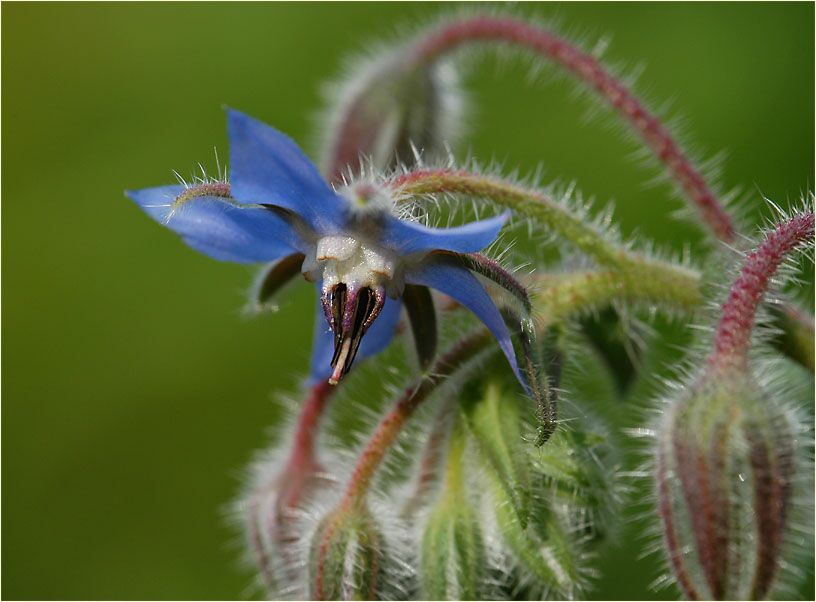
[464,379,531,528]
[491,423,618,600]
[420,497,487,600]
[418,417,487,599]
[244,457,332,595]
[308,504,385,600]
[320,48,462,183]
[655,370,802,600]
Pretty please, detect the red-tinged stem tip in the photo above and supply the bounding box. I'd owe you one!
[410,15,737,243]
[709,212,814,372]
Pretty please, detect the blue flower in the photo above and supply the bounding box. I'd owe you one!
[127,110,527,390]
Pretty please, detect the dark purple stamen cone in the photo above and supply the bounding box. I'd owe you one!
[323,284,386,385]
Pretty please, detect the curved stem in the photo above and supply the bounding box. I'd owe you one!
[408,15,736,242]
[392,168,701,287]
[393,168,623,266]
[403,15,815,370]
[340,330,493,510]
[402,400,456,516]
[708,212,814,372]
[282,381,336,508]
[533,268,702,332]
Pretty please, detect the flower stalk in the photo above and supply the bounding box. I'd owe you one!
[533,268,702,330]
[392,168,624,266]
[245,382,336,592]
[406,14,736,242]
[395,14,815,371]
[708,211,815,373]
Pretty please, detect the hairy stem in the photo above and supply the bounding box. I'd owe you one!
[393,168,701,288]
[408,14,736,242]
[708,212,814,372]
[279,381,336,506]
[402,400,456,516]
[340,330,493,510]
[403,15,814,371]
[247,381,336,591]
[533,267,702,332]
[393,168,623,266]
[338,264,704,513]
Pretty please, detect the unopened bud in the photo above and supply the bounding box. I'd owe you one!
[242,449,335,597]
[464,378,530,528]
[419,416,486,599]
[420,497,486,600]
[655,370,801,600]
[308,504,385,600]
[321,49,462,183]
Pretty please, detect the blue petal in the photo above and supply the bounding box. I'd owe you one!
[406,255,530,393]
[308,289,403,384]
[380,211,510,255]
[126,185,302,263]
[227,109,347,233]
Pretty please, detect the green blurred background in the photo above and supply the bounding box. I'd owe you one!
[3,2,813,600]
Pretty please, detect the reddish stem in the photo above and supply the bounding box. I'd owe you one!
[410,15,736,242]
[247,381,336,591]
[401,403,454,515]
[282,380,336,507]
[312,332,491,597]
[709,212,814,372]
[339,330,491,511]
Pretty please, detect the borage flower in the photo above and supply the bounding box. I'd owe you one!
[127,110,528,389]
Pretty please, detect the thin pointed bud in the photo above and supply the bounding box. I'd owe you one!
[420,420,486,600]
[492,479,581,599]
[500,307,558,445]
[309,504,385,600]
[494,423,619,600]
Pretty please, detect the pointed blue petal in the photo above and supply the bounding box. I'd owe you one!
[406,255,529,393]
[308,289,403,384]
[227,109,347,233]
[380,211,510,255]
[126,185,302,263]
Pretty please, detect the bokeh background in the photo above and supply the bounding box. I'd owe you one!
[3,2,814,600]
